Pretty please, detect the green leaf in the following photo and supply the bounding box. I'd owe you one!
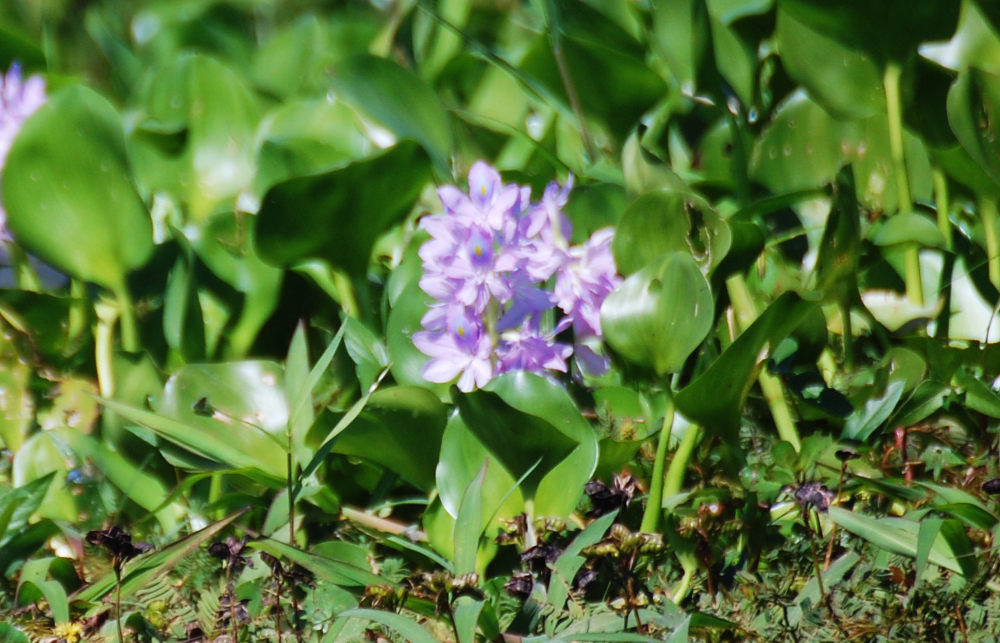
[827,506,966,575]
[342,317,390,393]
[675,293,817,441]
[778,0,959,64]
[53,428,183,532]
[612,190,731,276]
[131,54,259,220]
[0,624,29,643]
[0,473,53,548]
[775,6,884,119]
[812,166,860,301]
[602,252,714,375]
[947,68,1000,191]
[254,98,374,194]
[750,90,852,194]
[331,386,446,492]
[841,380,906,442]
[521,3,667,141]
[162,250,206,362]
[709,14,756,105]
[653,0,710,94]
[330,55,452,172]
[456,371,597,516]
[916,517,943,585]
[870,212,948,248]
[284,322,313,469]
[101,393,287,482]
[453,596,484,643]
[187,212,283,357]
[339,608,439,643]
[790,551,861,626]
[385,253,448,396]
[2,85,152,290]
[256,142,431,279]
[18,558,69,624]
[547,510,618,610]
[0,26,45,72]
[436,413,524,528]
[249,539,386,587]
[454,461,488,575]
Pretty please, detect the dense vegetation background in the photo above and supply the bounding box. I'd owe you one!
[3,0,1000,640]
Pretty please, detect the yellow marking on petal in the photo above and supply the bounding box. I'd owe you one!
[480,184,487,196]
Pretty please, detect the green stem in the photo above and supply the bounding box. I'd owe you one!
[903,244,924,306]
[982,197,1000,291]
[640,395,675,533]
[95,299,117,397]
[287,431,296,547]
[934,167,952,251]
[116,572,124,643]
[113,283,140,353]
[840,301,854,372]
[671,564,695,605]
[68,279,88,344]
[7,244,40,291]
[332,270,360,319]
[726,275,802,451]
[664,424,701,498]
[883,63,911,213]
[209,473,223,521]
[758,371,801,451]
[884,62,924,305]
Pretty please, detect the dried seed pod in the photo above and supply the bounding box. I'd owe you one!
[609,523,631,543]
[451,572,480,592]
[609,596,628,612]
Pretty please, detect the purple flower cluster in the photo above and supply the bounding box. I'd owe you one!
[413,162,621,392]
[0,63,45,235]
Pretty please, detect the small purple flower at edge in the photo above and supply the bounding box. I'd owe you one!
[0,63,46,238]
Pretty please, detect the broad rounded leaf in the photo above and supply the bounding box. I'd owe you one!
[455,371,598,515]
[131,54,260,221]
[612,190,731,275]
[779,0,960,64]
[947,68,1000,189]
[870,212,948,248]
[3,85,152,289]
[602,252,714,375]
[332,386,446,491]
[776,7,884,119]
[436,412,524,523]
[256,142,431,279]
[330,55,452,171]
[254,99,374,194]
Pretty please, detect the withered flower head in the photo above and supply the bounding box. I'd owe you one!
[86,526,151,574]
[795,481,835,513]
[505,571,534,600]
[209,535,250,571]
[584,472,638,518]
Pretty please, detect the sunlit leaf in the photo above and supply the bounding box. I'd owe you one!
[3,85,152,290]
[602,252,714,375]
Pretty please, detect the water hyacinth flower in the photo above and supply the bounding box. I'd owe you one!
[0,63,46,236]
[413,161,621,391]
